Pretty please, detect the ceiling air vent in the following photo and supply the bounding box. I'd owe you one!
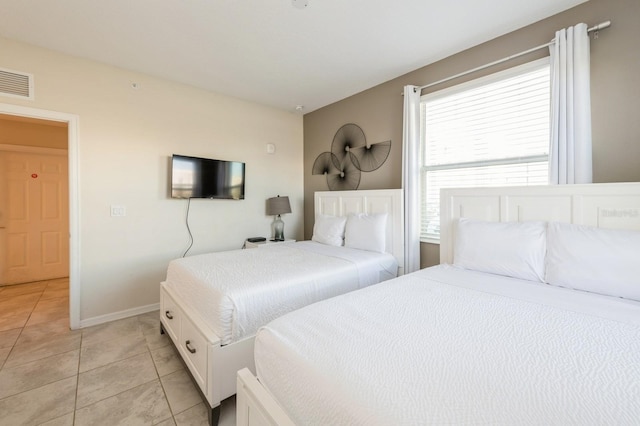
[0,68,34,100]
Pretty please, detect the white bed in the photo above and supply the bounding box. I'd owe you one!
[237,182,640,425]
[159,189,404,424]
[164,241,398,346]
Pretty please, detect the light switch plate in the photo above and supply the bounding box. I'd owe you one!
[266,143,276,154]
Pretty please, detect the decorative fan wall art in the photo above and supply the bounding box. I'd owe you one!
[312,123,391,191]
[312,151,362,191]
[311,152,340,175]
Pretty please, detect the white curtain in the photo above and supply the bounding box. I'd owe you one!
[549,23,592,184]
[402,85,421,274]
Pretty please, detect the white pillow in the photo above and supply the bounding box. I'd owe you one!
[344,213,387,253]
[545,222,640,301]
[454,218,546,282]
[311,214,347,246]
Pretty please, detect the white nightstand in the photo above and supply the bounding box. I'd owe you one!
[245,239,296,249]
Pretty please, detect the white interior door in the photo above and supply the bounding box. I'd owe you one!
[2,149,69,285]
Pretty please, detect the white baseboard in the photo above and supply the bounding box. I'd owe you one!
[79,303,160,328]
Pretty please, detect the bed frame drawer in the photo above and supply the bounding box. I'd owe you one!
[180,314,208,389]
[161,285,208,390]
[160,289,181,343]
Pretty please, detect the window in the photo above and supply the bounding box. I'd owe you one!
[420,58,550,242]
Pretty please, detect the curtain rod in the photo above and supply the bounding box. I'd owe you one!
[413,20,610,93]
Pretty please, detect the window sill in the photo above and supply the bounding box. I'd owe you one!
[420,238,440,245]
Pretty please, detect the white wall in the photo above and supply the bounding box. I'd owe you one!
[1,37,304,323]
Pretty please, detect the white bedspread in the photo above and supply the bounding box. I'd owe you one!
[255,264,640,425]
[164,241,397,345]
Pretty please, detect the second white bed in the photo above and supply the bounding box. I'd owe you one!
[254,264,640,425]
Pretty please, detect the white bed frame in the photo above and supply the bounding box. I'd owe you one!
[236,182,640,426]
[440,182,640,263]
[314,189,405,275]
[159,189,404,425]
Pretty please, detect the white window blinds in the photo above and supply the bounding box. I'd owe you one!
[420,58,550,241]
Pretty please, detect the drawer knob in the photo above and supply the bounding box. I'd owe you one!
[185,340,196,354]
[165,311,173,320]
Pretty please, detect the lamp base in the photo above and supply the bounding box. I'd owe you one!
[272,215,285,241]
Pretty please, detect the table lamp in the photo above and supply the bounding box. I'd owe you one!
[266,195,291,241]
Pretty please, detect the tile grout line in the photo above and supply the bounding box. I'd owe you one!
[0,349,81,407]
[145,316,178,424]
[0,281,47,371]
[72,320,168,419]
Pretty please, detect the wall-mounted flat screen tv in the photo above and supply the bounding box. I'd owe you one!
[171,154,245,200]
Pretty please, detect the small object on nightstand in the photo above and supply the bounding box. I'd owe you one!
[245,239,296,249]
[247,237,266,243]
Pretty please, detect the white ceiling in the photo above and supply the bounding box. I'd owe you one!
[0,0,586,113]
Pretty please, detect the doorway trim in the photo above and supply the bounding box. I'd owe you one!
[0,102,80,329]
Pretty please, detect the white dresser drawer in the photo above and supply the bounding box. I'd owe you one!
[180,314,208,389]
[160,290,181,343]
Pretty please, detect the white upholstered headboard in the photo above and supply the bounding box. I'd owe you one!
[440,183,640,264]
[315,189,405,275]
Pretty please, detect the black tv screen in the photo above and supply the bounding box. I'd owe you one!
[171,154,245,200]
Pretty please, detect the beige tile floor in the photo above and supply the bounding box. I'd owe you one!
[0,279,235,426]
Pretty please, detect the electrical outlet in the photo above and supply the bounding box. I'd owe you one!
[110,205,126,217]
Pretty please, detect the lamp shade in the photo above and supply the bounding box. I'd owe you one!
[266,196,292,216]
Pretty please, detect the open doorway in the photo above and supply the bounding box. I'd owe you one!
[0,103,80,329]
[0,115,69,284]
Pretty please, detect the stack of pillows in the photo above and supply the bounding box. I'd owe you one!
[311,213,388,253]
[453,218,640,301]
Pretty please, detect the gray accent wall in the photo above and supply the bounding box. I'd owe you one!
[303,0,640,267]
